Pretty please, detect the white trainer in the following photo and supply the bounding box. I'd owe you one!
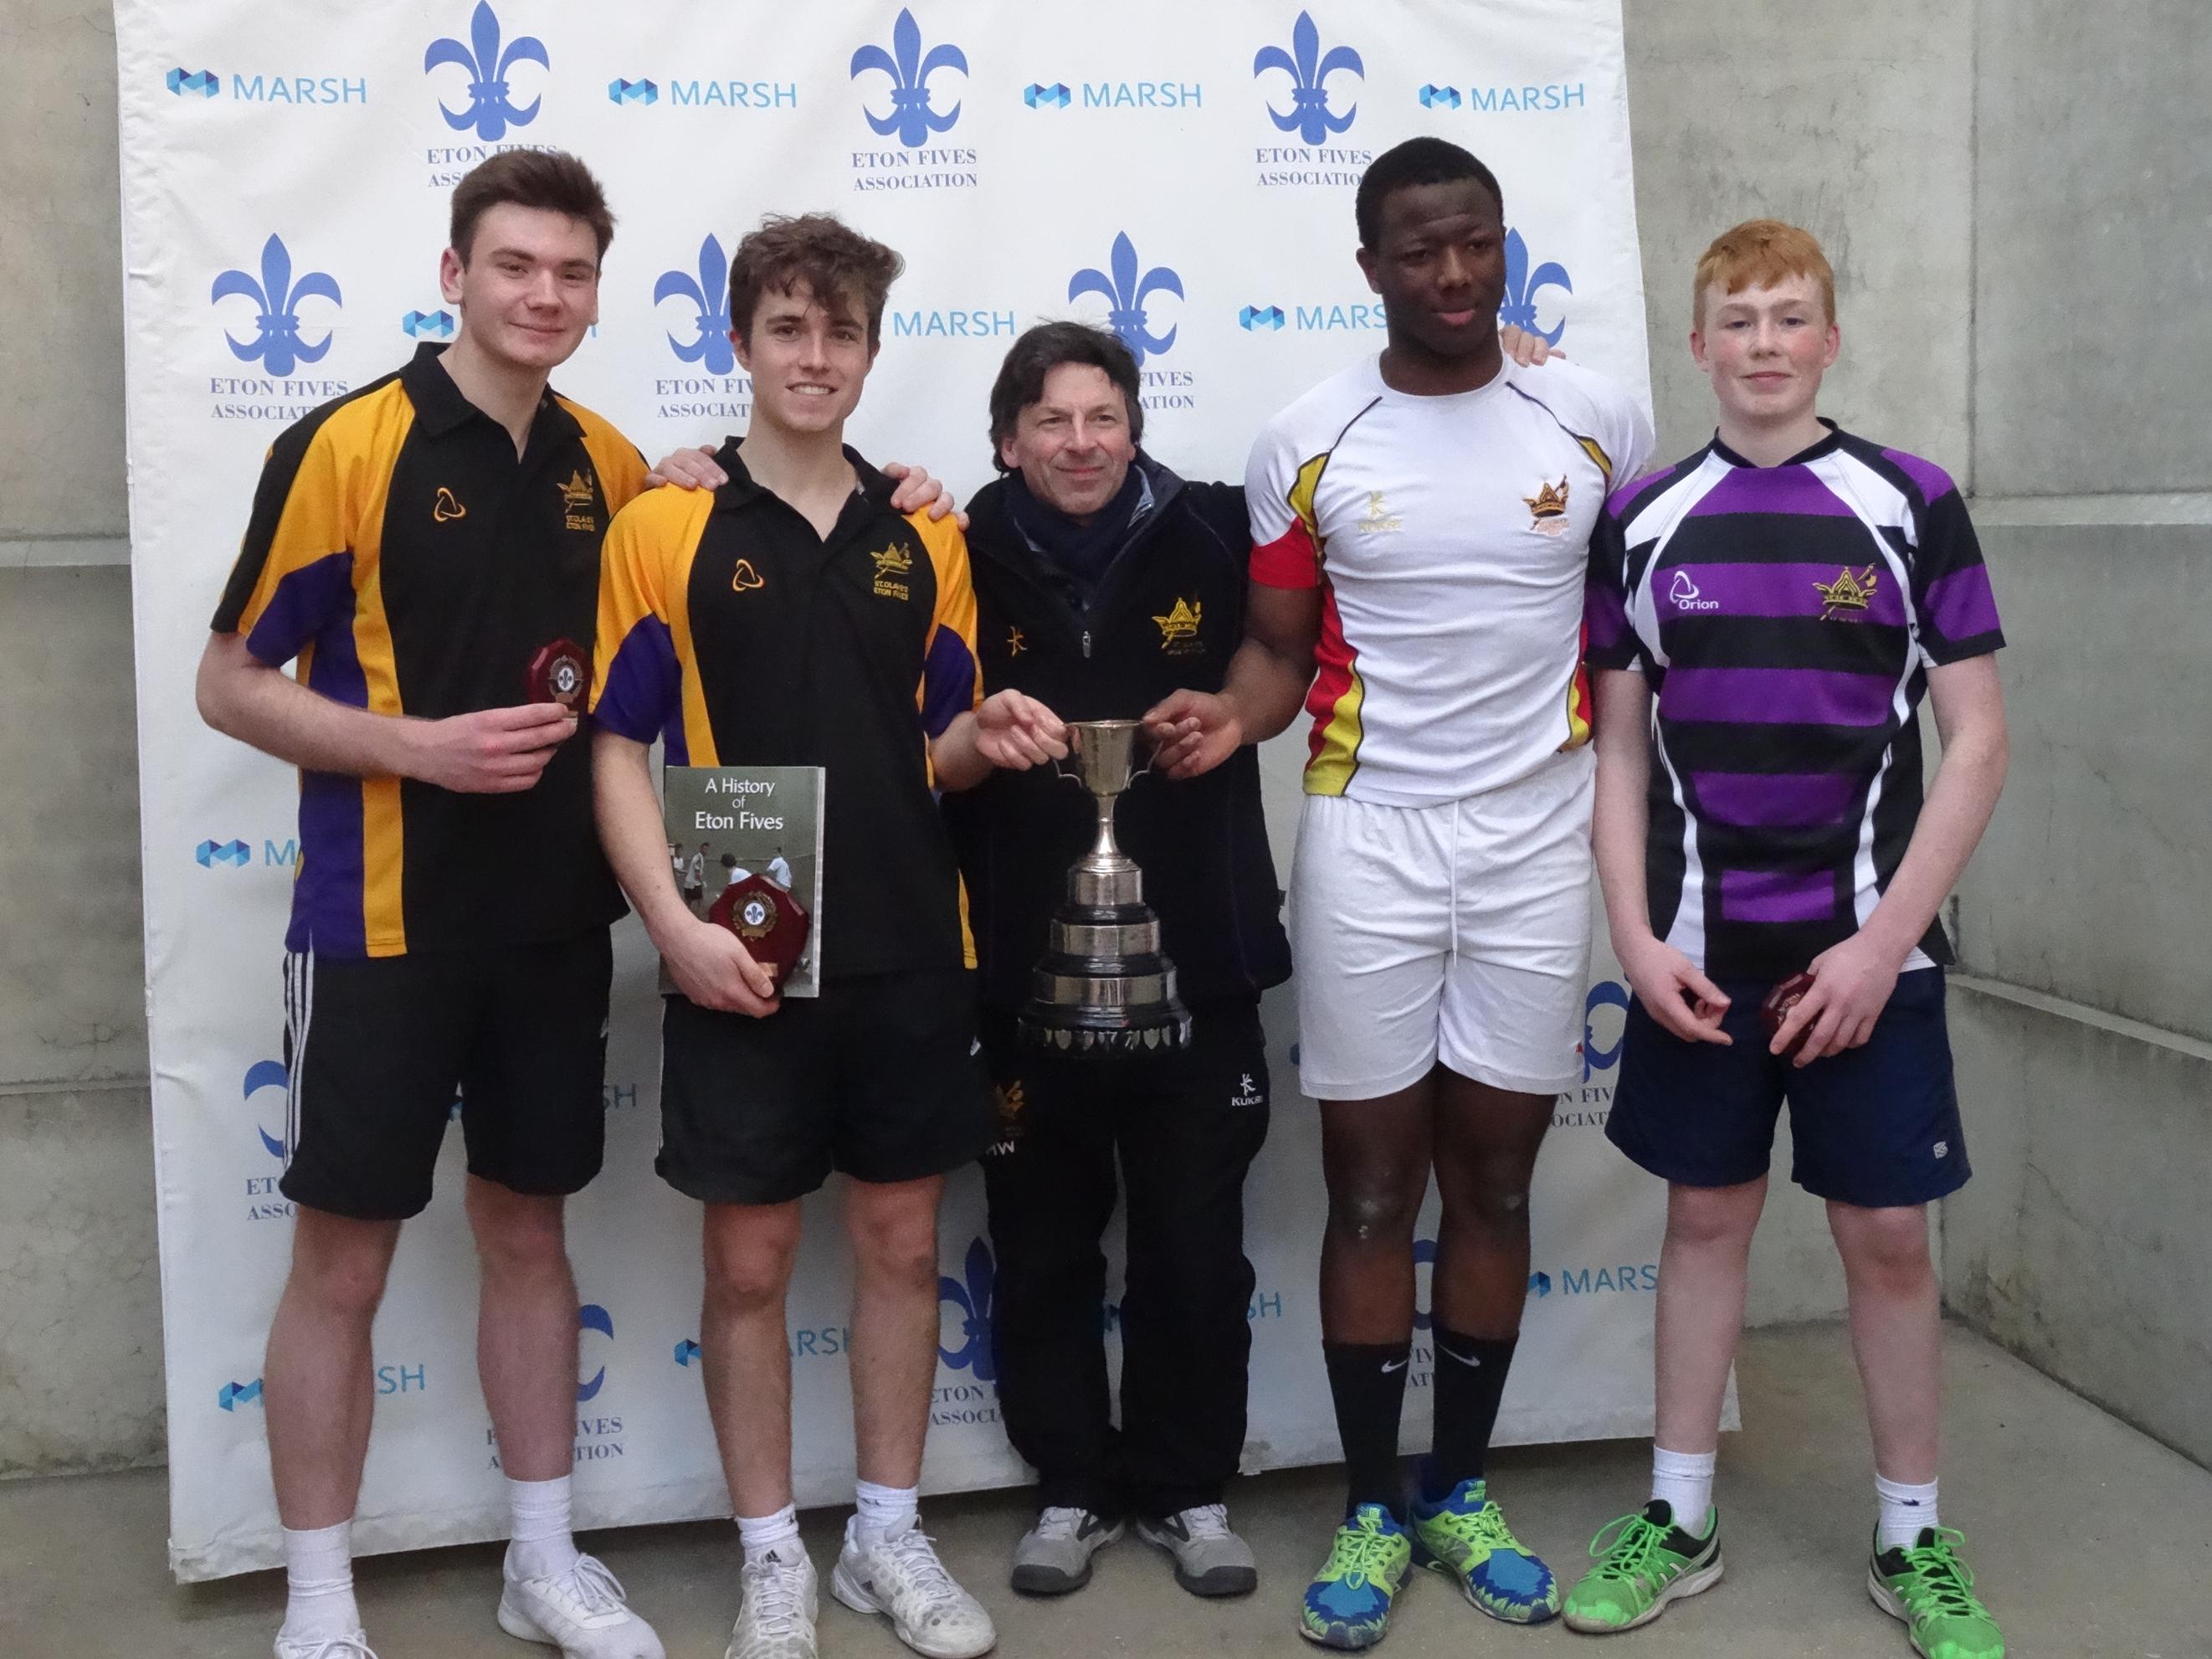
[497,1554,666,1658]
[274,1636,377,1659]
[726,1547,819,1659]
[831,1516,998,1659]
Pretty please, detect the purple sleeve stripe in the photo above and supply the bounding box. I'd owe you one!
[595,617,681,747]
[921,625,978,741]
[1882,447,1958,504]
[1690,770,1860,830]
[242,551,354,666]
[1719,866,1836,925]
[1662,666,1898,727]
[1604,470,1669,518]
[291,770,366,956]
[1583,578,1631,652]
[1921,566,2002,643]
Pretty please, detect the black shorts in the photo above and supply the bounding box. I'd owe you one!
[1606,967,1968,1209]
[658,968,992,1206]
[279,932,613,1220]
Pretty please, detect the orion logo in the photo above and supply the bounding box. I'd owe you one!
[1501,229,1573,347]
[849,8,967,146]
[1582,980,1629,1081]
[1528,1271,1553,1298]
[577,1303,613,1402]
[656,235,736,375]
[212,236,341,379]
[196,838,251,867]
[244,1059,288,1160]
[167,68,218,98]
[1253,11,1363,143]
[1419,84,1461,110]
[1024,83,1070,110]
[402,309,455,340]
[1239,304,1286,331]
[423,2,547,141]
[218,1378,263,1411]
[937,1236,995,1379]
[608,78,659,105]
[1070,233,1183,366]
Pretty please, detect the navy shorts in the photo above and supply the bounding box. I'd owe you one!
[1606,967,1968,1209]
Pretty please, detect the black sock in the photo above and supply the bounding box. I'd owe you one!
[1323,1340,1412,1519]
[1424,1326,1517,1500]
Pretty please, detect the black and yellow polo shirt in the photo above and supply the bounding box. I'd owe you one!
[211,342,647,958]
[591,441,982,978]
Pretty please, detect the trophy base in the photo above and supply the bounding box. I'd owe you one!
[1015,1004,1195,1054]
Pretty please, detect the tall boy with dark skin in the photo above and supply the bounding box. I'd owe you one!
[1155,136,1653,1647]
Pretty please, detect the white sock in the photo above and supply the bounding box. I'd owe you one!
[280,1520,362,1641]
[1876,1474,1938,1551]
[736,1502,802,1566]
[505,1473,582,1580]
[853,1479,918,1545]
[1649,1446,1717,1533]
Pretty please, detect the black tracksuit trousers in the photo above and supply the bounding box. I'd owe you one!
[978,1000,1271,1520]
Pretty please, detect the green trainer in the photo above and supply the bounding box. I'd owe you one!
[1561,1499,1723,1634]
[1297,1503,1414,1649]
[1407,1477,1559,1623]
[1869,1527,2005,1659]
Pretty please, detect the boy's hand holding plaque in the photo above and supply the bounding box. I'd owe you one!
[709,872,812,982]
[525,638,589,713]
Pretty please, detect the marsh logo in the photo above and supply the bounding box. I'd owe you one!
[424,2,547,141]
[673,1338,702,1367]
[1500,229,1573,347]
[577,1303,614,1402]
[937,1235,996,1379]
[612,74,798,110]
[1239,304,1285,331]
[1260,301,1387,331]
[228,73,369,105]
[402,309,455,340]
[1254,11,1363,141]
[850,8,967,146]
[608,78,658,105]
[656,235,737,375]
[196,838,252,868]
[167,69,218,98]
[1023,83,1070,109]
[218,1379,263,1411]
[1418,84,1461,110]
[212,235,341,378]
[1556,1263,1659,1295]
[1070,233,1183,367]
[1527,1271,1553,1298]
[889,306,1017,339]
[1427,80,1588,115]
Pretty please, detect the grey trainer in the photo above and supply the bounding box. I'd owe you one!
[1136,1504,1259,1597]
[1009,1506,1125,1595]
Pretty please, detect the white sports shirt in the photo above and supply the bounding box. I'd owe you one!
[1249,355,1654,805]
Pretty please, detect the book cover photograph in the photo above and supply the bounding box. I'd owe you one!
[661,765,826,998]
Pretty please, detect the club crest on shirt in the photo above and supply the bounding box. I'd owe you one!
[557,467,597,532]
[432,485,467,522]
[731,557,766,593]
[1006,625,1027,657]
[871,542,913,601]
[1152,595,1204,655]
[1355,490,1402,534]
[1814,564,1880,620]
[1524,476,1570,535]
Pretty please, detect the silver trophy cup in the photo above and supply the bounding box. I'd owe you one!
[1018,719,1193,1052]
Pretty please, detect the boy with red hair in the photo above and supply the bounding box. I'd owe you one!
[1563,220,2009,1659]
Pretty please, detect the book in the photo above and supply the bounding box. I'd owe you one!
[661,764,826,998]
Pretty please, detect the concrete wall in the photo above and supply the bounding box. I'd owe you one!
[10,0,2201,1476]
[1937,0,2212,1466]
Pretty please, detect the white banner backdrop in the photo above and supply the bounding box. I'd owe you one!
[118,0,1717,1582]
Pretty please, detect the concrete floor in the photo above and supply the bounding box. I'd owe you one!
[7,1324,2208,1658]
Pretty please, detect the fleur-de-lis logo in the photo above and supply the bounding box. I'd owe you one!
[937,1235,996,1379]
[849,8,968,148]
[1069,232,1183,366]
[211,234,342,378]
[423,1,549,141]
[655,235,736,375]
[1500,228,1573,347]
[1253,10,1364,145]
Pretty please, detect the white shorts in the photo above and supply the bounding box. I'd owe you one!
[1289,750,1594,1101]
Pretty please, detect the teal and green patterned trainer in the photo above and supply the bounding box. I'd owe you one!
[1562,1499,1724,1633]
[1297,1503,1413,1649]
[1407,1477,1560,1624]
[1869,1527,2005,1659]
